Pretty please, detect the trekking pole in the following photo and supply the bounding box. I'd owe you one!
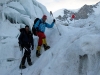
[55,22,61,36]
[51,13,61,36]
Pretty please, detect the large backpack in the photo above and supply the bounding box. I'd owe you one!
[18,28,25,51]
[32,18,41,36]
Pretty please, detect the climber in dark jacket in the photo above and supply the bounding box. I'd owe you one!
[18,25,34,69]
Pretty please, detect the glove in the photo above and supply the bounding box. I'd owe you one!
[21,44,24,48]
[53,19,55,23]
[19,44,23,51]
[19,46,23,51]
[31,45,34,50]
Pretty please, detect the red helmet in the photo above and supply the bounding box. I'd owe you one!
[71,14,75,19]
[42,15,47,19]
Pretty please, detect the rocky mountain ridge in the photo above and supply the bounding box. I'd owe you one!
[56,1,100,21]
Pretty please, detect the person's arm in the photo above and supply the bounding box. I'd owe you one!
[30,32,34,50]
[18,33,23,45]
[45,19,55,28]
[31,35,34,46]
[45,22,54,28]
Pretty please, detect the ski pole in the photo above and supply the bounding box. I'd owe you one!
[55,22,61,36]
[51,14,61,36]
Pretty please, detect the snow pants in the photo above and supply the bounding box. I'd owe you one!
[37,32,46,46]
[20,44,31,65]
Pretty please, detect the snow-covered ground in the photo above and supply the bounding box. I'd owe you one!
[0,0,100,75]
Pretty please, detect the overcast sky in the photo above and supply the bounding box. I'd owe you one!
[37,0,100,12]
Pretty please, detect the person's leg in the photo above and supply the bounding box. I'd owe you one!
[25,45,32,66]
[42,38,50,50]
[42,38,47,45]
[36,46,41,57]
[36,32,45,57]
[19,50,27,69]
[26,50,32,66]
[41,34,50,50]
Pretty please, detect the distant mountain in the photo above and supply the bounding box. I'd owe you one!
[54,1,100,21]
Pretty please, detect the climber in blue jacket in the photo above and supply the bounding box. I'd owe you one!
[34,15,55,57]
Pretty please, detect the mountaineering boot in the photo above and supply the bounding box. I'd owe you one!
[43,44,50,51]
[36,46,41,57]
[27,55,32,66]
[28,62,32,66]
[19,65,26,69]
[36,50,41,57]
[42,38,50,50]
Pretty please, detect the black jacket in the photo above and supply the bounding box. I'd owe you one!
[18,29,33,47]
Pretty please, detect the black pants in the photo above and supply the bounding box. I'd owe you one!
[20,45,31,65]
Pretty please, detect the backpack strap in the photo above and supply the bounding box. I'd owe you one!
[38,19,42,26]
[36,19,42,31]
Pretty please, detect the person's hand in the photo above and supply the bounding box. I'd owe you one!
[19,46,23,51]
[32,45,34,50]
[53,19,55,23]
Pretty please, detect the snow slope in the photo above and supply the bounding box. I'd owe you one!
[0,1,100,75]
[53,9,65,17]
[1,0,53,27]
[93,2,100,15]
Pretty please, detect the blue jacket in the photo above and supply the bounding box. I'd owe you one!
[34,19,54,32]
